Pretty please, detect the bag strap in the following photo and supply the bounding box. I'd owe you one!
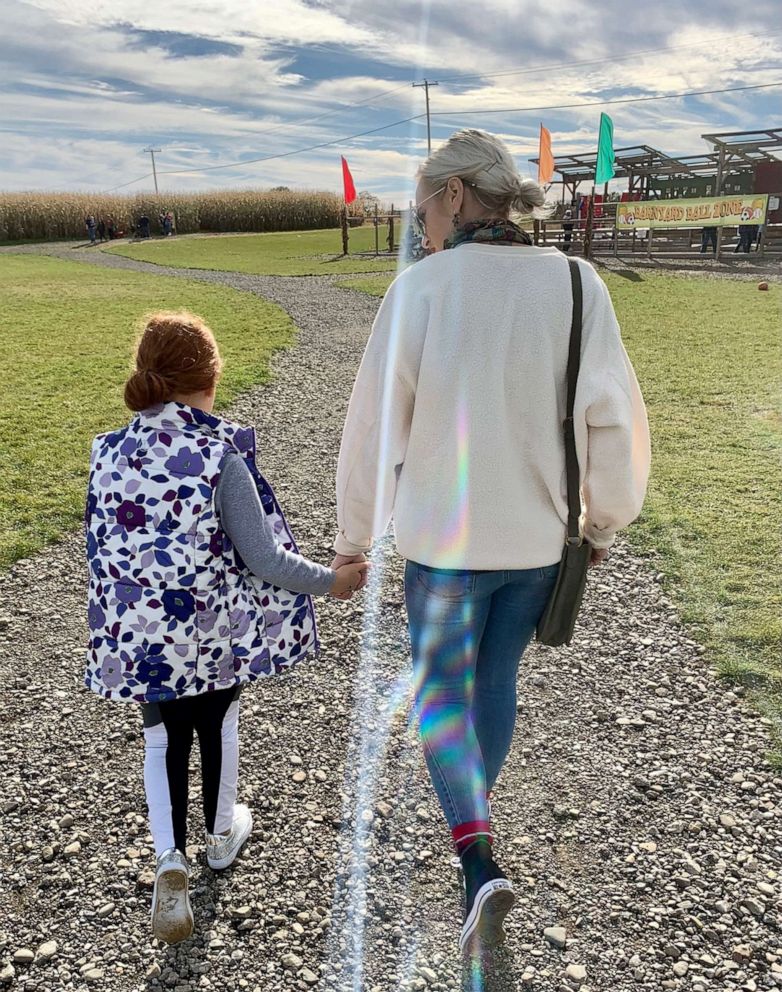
[563,259,584,545]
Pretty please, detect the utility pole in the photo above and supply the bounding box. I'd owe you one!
[143,147,162,195]
[413,79,439,154]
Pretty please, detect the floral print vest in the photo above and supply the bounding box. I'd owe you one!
[84,402,319,703]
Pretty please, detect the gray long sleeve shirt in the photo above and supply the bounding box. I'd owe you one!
[215,451,335,596]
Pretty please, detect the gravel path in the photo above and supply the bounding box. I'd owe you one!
[1,245,781,992]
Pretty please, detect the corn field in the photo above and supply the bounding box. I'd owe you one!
[0,190,348,242]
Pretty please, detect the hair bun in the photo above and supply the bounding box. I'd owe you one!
[122,311,222,413]
[124,368,172,411]
[513,176,547,214]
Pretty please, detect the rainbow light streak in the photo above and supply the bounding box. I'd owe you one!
[411,580,489,828]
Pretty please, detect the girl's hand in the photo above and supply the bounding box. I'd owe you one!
[330,561,371,600]
[588,547,610,568]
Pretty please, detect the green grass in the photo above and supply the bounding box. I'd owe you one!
[0,255,295,568]
[337,274,395,296]
[607,272,782,722]
[107,227,401,276]
[341,267,782,722]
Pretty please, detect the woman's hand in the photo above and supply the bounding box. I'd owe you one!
[330,553,369,599]
[589,547,610,568]
[330,560,371,600]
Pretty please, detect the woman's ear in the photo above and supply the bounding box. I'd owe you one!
[448,177,464,214]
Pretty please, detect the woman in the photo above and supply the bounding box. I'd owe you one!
[332,129,651,954]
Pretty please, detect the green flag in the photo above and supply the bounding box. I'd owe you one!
[595,112,615,185]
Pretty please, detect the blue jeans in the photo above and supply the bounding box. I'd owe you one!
[405,560,559,832]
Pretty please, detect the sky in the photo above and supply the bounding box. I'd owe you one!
[1,0,781,202]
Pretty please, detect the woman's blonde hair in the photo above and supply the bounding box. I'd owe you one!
[418,128,549,219]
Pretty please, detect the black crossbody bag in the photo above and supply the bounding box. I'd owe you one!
[536,259,593,647]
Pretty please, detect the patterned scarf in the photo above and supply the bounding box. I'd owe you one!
[445,218,533,250]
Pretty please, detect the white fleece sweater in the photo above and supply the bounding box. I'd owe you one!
[334,243,651,569]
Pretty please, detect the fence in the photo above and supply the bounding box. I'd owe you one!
[339,204,404,256]
[533,200,782,259]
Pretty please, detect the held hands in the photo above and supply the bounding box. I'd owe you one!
[329,555,371,600]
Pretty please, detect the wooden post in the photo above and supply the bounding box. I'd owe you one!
[341,206,349,255]
[583,193,595,259]
[533,219,540,245]
[374,203,379,256]
[388,204,395,254]
[613,224,619,258]
[647,225,654,259]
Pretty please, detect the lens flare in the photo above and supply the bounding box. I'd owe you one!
[324,18,492,980]
[409,576,489,828]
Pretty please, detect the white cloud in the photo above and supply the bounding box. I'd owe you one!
[1,0,780,193]
[23,0,377,47]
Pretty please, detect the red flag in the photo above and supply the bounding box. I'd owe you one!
[341,156,357,204]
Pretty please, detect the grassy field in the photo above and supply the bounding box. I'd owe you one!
[4,249,780,742]
[337,268,782,729]
[338,274,398,296]
[0,255,294,567]
[609,274,781,714]
[107,228,401,276]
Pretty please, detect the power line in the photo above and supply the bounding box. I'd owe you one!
[82,29,782,193]
[243,80,414,141]
[141,33,762,179]
[91,84,415,188]
[432,31,782,86]
[430,80,782,117]
[101,172,154,193]
[95,79,782,192]
[145,81,417,176]
[155,114,422,177]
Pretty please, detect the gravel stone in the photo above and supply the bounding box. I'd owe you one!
[35,941,58,962]
[565,963,587,982]
[1,244,781,992]
[544,927,568,949]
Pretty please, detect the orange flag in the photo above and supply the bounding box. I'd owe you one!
[538,124,554,184]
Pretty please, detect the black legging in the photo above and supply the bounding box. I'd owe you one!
[142,686,242,855]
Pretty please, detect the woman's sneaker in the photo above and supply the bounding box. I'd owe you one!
[151,849,193,944]
[458,841,514,955]
[205,803,253,870]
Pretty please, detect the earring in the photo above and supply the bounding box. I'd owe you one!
[452,211,461,229]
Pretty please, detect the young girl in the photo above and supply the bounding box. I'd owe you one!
[85,311,367,944]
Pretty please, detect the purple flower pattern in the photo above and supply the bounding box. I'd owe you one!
[84,402,318,703]
[116,500,146,530]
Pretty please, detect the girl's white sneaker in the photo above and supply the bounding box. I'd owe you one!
[151,849,193,944]
[205,803,253,870]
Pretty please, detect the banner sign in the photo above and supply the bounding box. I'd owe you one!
[616,194,768,230]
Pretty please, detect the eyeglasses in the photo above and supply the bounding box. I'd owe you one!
[412,179,487,240]
[411,185,447,239]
